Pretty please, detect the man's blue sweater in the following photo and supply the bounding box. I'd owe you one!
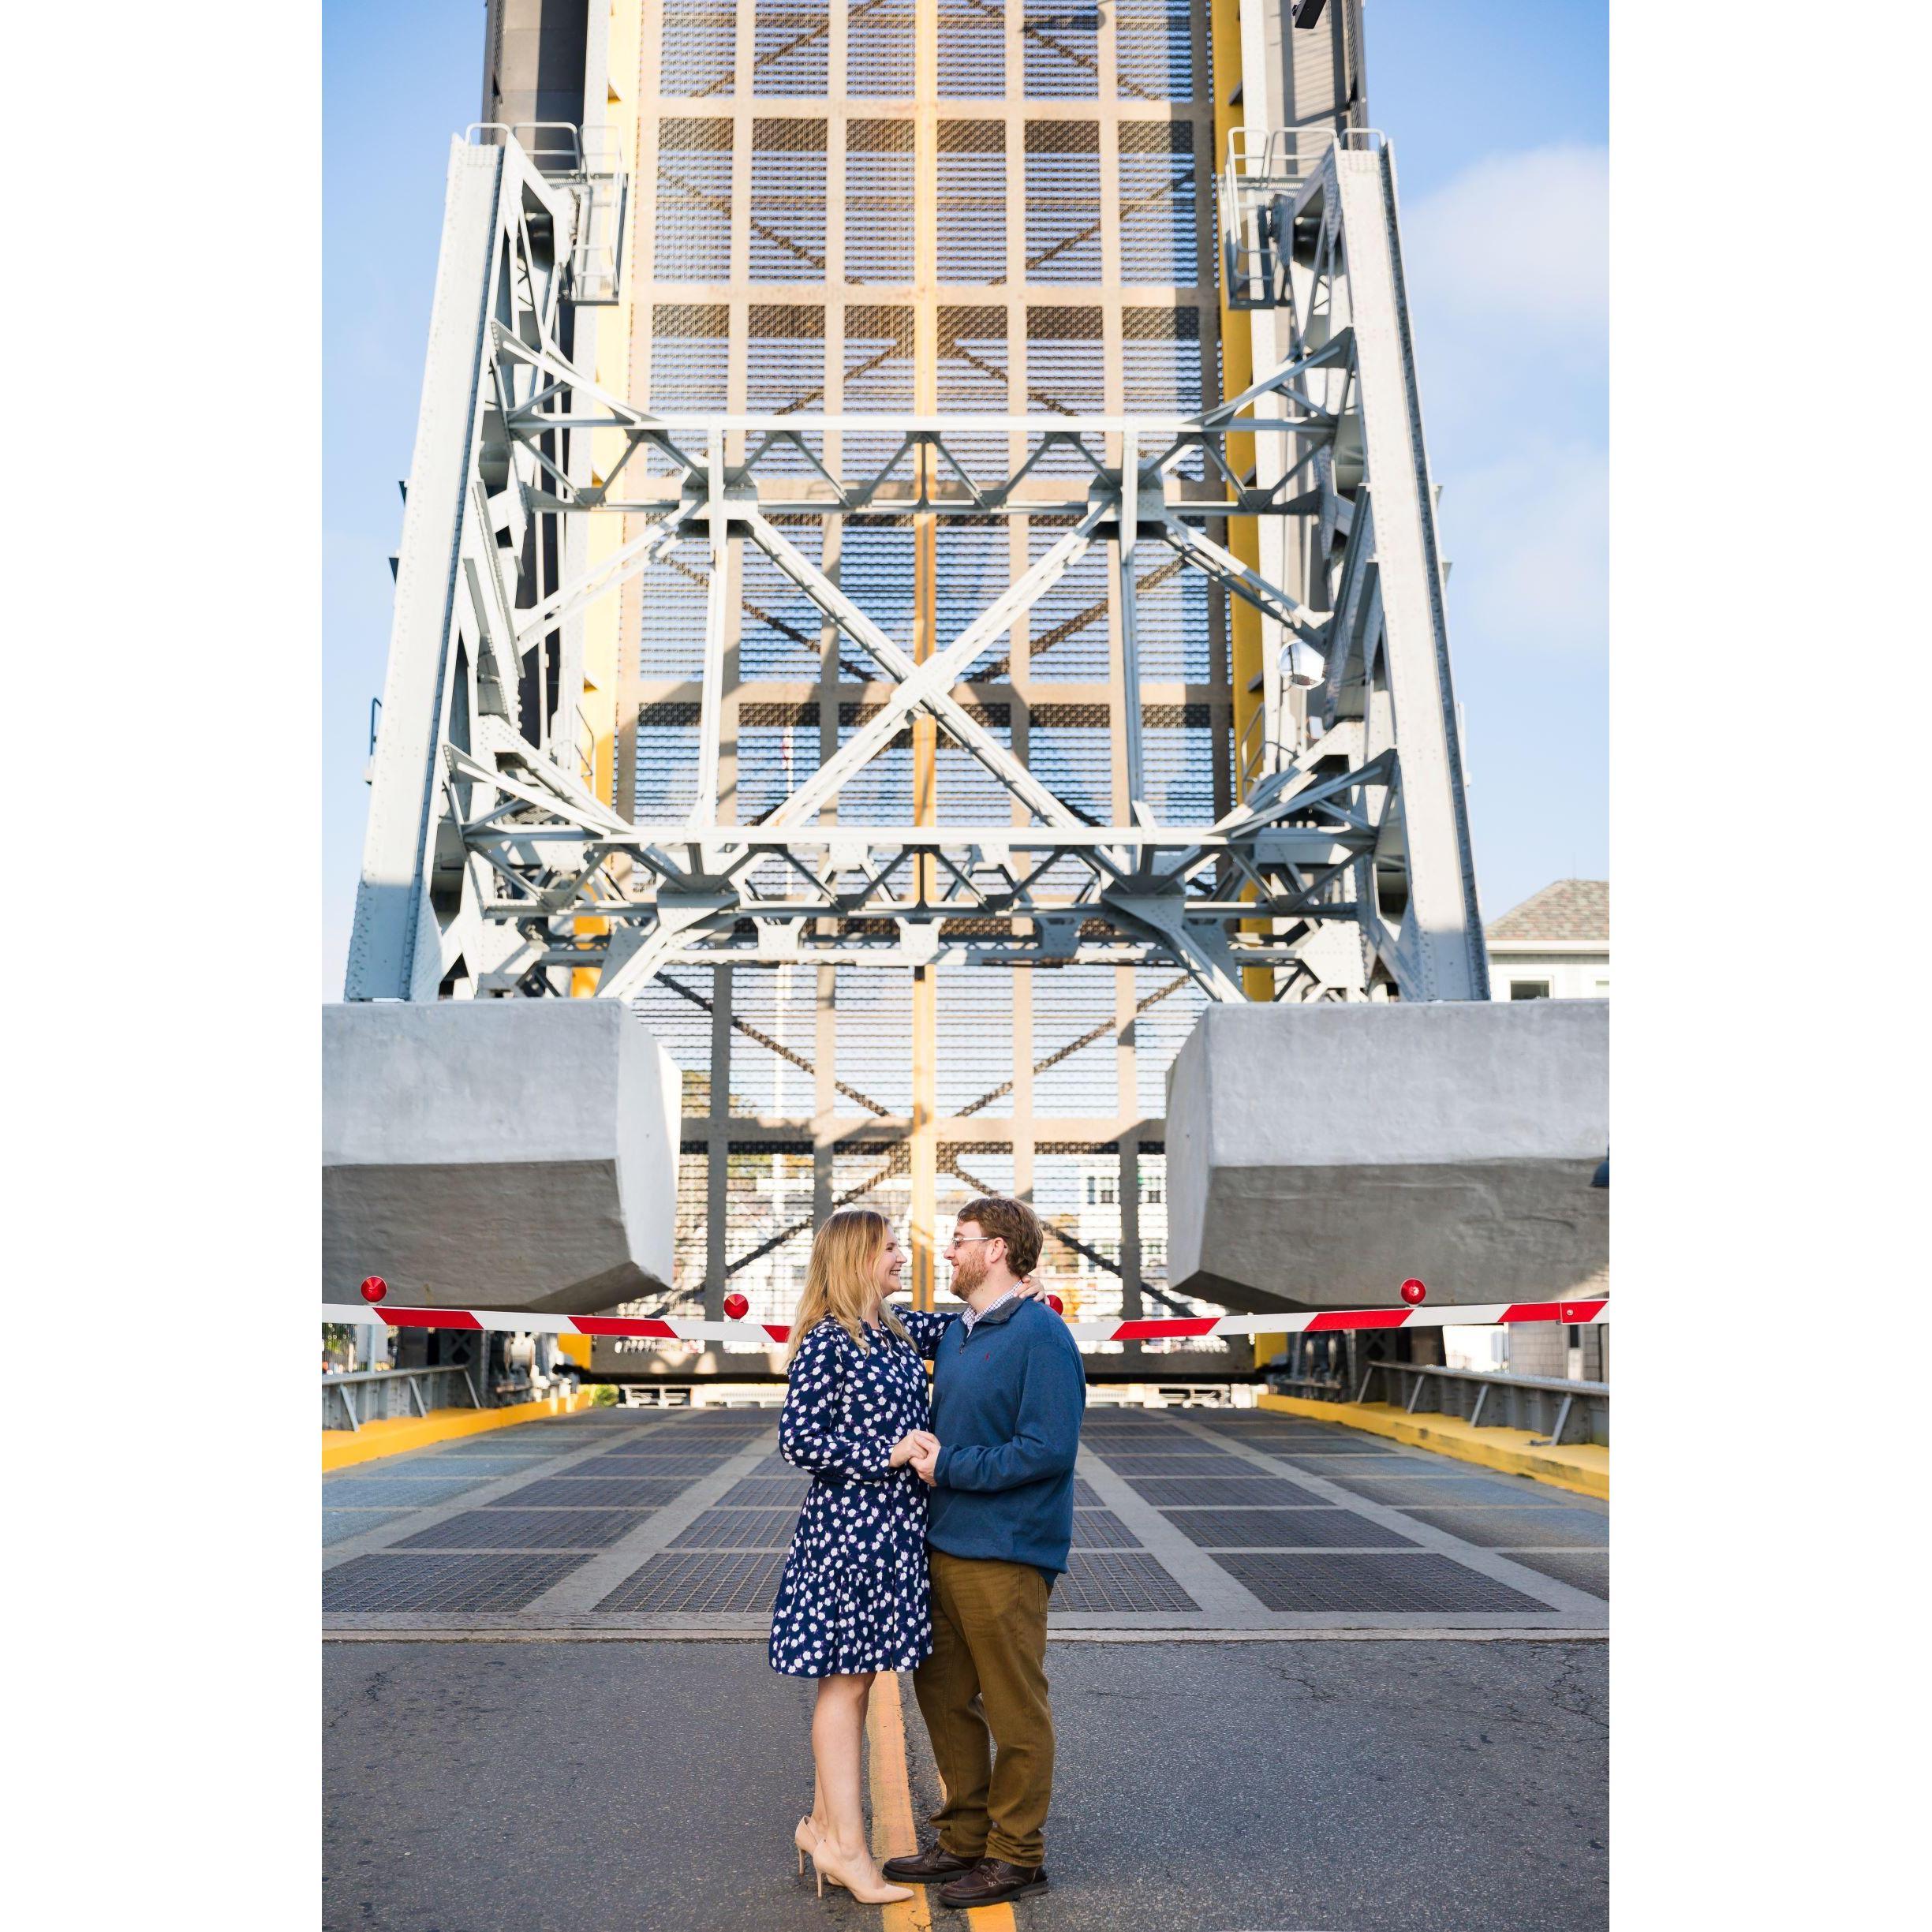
[929,1295,1087,1578]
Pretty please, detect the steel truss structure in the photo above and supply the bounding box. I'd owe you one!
[349,0,1485,1358]
[351,133,1484,1011]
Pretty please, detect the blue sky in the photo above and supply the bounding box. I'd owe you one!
[320,0,1607,993]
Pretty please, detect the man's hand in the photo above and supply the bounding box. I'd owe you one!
[908,1434,943,1486]
[891,1429,940,1469]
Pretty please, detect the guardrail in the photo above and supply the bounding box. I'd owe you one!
[1353,1361,1609,1448]
[321,1364,481,1433]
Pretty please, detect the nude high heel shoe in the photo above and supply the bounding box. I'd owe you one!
[794,1816,820,1875]
[810,1840,914,1904]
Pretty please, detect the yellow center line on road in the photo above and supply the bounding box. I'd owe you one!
[866,1670,933,1932]
[867,1669,1016,1932]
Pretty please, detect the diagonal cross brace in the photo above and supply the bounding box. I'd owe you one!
[740,506,1104,832]
[1158,517,1331,646]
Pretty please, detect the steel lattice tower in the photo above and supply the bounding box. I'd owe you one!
[349,0,1487,1377]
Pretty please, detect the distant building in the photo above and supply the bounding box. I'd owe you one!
[1442,879,1609,1381]
[1486,879,1609,1002]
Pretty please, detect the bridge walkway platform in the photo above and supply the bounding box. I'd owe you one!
[323,1403,1608,1929]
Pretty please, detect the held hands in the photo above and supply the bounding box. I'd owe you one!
[890,1429,939,1470]
[907,1434,942,1486]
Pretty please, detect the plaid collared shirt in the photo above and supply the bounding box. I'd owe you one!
[960,1288,1020,1336]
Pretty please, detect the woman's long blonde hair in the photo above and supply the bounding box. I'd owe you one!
[783,1208,911,1368]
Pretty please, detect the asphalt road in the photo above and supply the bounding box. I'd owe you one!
[323,1639,1606,1932]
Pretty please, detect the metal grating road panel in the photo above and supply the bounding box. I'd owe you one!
[320,1477,491,1508]
[716,1476,813,1508]
[1095,1453,1250,1474]
[1495,1549,1609,1599]
[1071,1478,1104,1508]
[323,1510,404,1546]
[488,1477,692,1510]
[671,1509,801,1550]
[1319,1474,1558,1508]
[394,1508,655,1552]
[1211,1553,1556,1616]
[1130,1474,1328,1508]
[1270,1444,1403,1463]
[1398,1508,1610,1551]
[1167,1508,1424,1551]
[416,1455,561,1477]
[594,1550,789,1614]
[580,1452,733,1473]
[1069,1508,1144,1550]
[323,1553,589,1614]
[1053,1553,1198,1614]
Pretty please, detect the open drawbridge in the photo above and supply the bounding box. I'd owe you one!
[349,129,1483,1008]
[333,0,1602,1371]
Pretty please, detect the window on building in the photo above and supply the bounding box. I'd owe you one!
[1510,981,1550,1000]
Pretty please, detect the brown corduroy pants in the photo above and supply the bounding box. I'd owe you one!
[911,1549,1056,1868]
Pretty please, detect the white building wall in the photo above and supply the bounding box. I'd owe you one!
[1487,947,1610,1001]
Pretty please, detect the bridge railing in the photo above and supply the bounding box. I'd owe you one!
[321,1364,481,1433]
[1352,1360,1609,1448]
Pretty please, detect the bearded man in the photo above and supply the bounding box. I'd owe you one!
[889,1196,1086,1910]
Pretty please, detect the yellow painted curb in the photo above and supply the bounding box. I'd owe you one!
[321,1389,604,1471]
[1257,1392,1609,1500]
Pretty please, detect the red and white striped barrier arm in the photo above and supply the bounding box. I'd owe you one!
[318,1296,1609,1347]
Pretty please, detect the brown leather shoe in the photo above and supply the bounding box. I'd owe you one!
[937,1858,1048,1908]
[880,1841,981,1883]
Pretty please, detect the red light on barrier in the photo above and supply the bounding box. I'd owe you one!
[723,1291,749,1321]
[1047,1294,1065,1314]
[359,1276,388,1304]
[1399,1279,1427,1306]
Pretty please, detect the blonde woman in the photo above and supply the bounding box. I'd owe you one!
[768,1208,1041,1902]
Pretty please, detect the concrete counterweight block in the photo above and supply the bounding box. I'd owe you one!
[1166,1000,1608,1314]
[323,1000,680,1314]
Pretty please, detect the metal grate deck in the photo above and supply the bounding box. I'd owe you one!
[1398,1507,1609,1550]
[1053,1552,1198,1614]
[320,1477,490,1508]
[394,1508,653,1552]
[1269,1444,1402,1462]
[323,1510,402,1546]
[716,1476,813,1508]
[1129,1474,1328,1508]
[671,1509,801,1550]
[1211,1553,1556,1615]
[415,1454,560,1476]
[594,1550,789,1614]
[1069,1508,1143,1550]
[323,1553,589,1613]
[487,1477,692,1510]
[580,1452,732,1473]
[1493,1549,1609,1599]
[1095,1453,1249,1474]
[1166,1508,1424,1550]
[1318,1473,1555,1507]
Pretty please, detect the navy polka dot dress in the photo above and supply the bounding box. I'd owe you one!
[768,1306,957,1678]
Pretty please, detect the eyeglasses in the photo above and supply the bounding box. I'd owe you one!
[946,1236,996,1250]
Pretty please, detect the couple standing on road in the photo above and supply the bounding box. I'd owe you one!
[766,1198,1086,1911]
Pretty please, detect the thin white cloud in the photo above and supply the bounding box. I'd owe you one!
[1401,144,1609,342]
[1438,439,1608,657]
